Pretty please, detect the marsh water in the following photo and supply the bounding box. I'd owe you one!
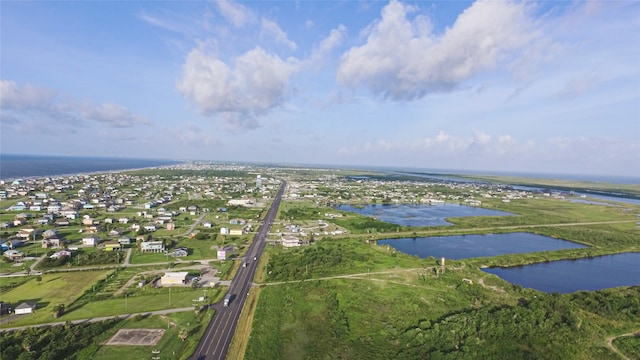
[377,233,586,260]
[482,252,640,293]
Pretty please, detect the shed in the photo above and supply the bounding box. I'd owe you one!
[14,302,36,315]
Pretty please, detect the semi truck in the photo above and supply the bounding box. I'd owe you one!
[224,294,231,307]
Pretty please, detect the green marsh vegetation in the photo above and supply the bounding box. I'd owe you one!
[244,184,640,359]
[249,239,640,359]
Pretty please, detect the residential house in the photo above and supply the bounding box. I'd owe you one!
[166,223,175,231]
[42,238,61,248]
[103,242,122,251]
[3,250,23,261]
[42,229,58,238]
[49,249,72,259]
[55,219,70,226]
[4,240,24,249]
[220,227,229,235]
[229,229,243,236]
[82,237,98,246]
[282,236,302,248]
[117,237,131,245]
[171,247,188,257]
[140,241,164,253]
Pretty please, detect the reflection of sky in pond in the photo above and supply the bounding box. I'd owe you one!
[483,252,640,293]
[335,203,513,226]
[378,233,585,260]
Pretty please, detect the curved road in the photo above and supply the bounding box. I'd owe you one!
[191,181,286,360]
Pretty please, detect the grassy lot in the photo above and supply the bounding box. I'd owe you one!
[0,270,112,326]
[90,311,213,360]
[0,259,36,274]
[246,266,640,359]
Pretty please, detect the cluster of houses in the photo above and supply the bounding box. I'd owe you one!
[284,175,541,207]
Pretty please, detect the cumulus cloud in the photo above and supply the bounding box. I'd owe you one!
[172,123,221,147]
[215,0,254,28]
[177,46,299,130]
[340,130,533,157]
[337,0,539,100]
[81,103,150,128]
[0,80,150,131]
[261,18,297,50]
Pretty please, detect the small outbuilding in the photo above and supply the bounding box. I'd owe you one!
[14,302,36,315]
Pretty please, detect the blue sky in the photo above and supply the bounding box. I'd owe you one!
[1,0,638,177]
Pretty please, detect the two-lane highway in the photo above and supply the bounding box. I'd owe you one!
[191,181,286,360]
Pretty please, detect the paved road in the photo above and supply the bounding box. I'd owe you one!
[191,181,286,360]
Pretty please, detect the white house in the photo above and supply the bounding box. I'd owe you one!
[82,237,98,246]
[160,272,188,286]
[14,302,36,315]
[140,241,164,253]
[220,227,229,235]
[282,236,301,248]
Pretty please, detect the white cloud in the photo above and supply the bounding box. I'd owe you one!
[307,25,347,70]
[177,46,299,130]
[261,18,297,50]
[0,80,56,110]
[214,0,254,28]
[171,123,220,147]
[340,131,532,157]
[81,103,150,128]
[337,0,539,100]
[0,80,150,130]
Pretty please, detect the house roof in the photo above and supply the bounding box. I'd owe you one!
[15,302,36,310]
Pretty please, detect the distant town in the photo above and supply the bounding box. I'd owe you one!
[1,163,639,360]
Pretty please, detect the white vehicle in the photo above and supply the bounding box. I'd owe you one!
[253,257,257,261]
[243,262,247,268]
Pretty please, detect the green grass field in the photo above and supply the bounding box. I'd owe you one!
[0,270,111,325]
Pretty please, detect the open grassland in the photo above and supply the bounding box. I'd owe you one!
[246,245,640,359]
[0,270,111,325]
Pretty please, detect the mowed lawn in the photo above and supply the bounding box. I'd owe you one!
[0,270,112,326]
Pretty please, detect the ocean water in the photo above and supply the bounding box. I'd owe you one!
[0,154,181,180]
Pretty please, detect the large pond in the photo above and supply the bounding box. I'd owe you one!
[483,252,640,293]
[334,203,513,226]
[377,233,586,259]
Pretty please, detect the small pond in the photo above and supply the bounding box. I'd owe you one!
[377,232,585,259]
[483,252,640,293]
[334,203,513,226]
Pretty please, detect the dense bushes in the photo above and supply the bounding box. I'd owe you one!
[0,318,120,360]
[266,244,365,281]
